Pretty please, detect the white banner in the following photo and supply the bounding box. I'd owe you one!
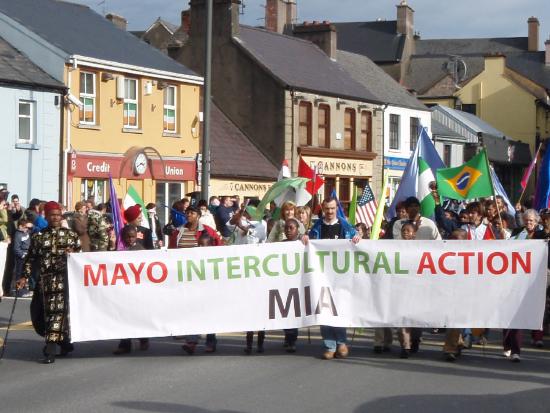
[67,240,548,342]
[0,242,7,297]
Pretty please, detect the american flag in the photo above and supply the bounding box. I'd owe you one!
[356,183,378,227]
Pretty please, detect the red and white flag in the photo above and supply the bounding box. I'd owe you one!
[298,157,324,195]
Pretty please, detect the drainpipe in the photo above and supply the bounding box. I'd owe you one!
[290,89,296,175]
[63,57,77,206]
[378,104,388,195]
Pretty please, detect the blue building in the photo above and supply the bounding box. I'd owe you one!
[0,37,65,205]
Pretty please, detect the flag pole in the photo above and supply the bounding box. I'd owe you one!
[517,143,541,205]
[482,146,505,232]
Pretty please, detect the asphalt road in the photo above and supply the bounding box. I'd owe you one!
[2,297,550,413]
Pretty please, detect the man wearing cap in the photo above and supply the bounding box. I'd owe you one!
[17,201,81,364]
[124,204,154,250]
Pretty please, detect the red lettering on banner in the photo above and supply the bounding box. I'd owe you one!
[417,253,436,275]
[457,252,474,274]
[487,252,508,275]
[438,252,456,275]
[512,252,531,274]
[147,262,168,283]
[84,264,108,286]
[477,252,484,275]
[129,262,145,284]
[111,264,130,285]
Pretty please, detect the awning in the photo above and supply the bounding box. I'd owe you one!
[480,134,532,166]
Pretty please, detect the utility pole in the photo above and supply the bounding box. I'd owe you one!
[201,0,213,201]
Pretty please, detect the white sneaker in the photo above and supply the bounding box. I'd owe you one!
[511,353,521,362]
[503,350,512,358]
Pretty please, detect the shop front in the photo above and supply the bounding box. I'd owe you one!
[384,156,408,202]
[301,155,374,212]
[68,150,196,225]
[209,178,274,200]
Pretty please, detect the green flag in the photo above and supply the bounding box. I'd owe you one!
[418,157,436,217]
[436,149,494,200]
[348,185,357,225]
[370,171,388,240]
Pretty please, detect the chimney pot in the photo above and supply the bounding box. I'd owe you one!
[545,38,550,66]
[528,16,540,52]
[106,13,127,31]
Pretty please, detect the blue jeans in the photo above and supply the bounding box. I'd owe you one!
[320,326,347,351]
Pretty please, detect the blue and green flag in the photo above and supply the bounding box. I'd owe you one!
[436,149,494,200]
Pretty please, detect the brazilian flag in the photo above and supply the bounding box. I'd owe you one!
[436,150,494,200]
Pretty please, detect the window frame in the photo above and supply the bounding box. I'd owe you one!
[163,85,177,133]
[298,101,312,146]
[409,117,420,151]
[344,108,356,150]
[123,78,139,128]
[317,104,330,149]
[79,71,96,125]
[360,110,373,152]
[443,144,452,167]
[389,113,400,150]
[17,100,34,144]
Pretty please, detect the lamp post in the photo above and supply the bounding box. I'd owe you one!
[201,0,213,201]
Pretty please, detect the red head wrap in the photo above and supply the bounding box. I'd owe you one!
[124,204,142,223]
[44,201,61,214]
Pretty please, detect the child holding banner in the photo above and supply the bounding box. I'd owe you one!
[281,218,301,353]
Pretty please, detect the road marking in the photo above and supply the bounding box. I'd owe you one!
[0,321,33,331]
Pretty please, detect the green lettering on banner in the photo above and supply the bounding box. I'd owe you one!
[373,252,390,274]
[207,257,224,280]
[263,254,280,276]
[177,261,183,282]
[332,251,350,274]
[282,253,301,276]
[303,252,314,273]
[227,257,241,279]
[187,259,205,281]
[395,252,409,275]
[316,251,330,272]
[244,256,261,278]
[354,251,370,273]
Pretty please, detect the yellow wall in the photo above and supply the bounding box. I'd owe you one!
[456,56,537,151]
[64,65,200,157]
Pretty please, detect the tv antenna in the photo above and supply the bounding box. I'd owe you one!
[446,55,468,89]
[97,0,107,15]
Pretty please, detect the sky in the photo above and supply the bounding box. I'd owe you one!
[76,0,550,48]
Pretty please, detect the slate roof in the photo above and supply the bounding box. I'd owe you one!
[336,50,427,111]
[0,0,197,76]
[234,25,381,103]
[506,51,550,91]
[415,37,528,57]
[0,37,64,90]
[211,103,278,180]
[334,21,405,63]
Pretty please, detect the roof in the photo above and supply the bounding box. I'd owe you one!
[435,105,508,137]
[0,0,197,77]
[431,118,464,139]
[404,55,485,95]
[506,51,550,91]
[234,25,381,103]
[334,21,405,63]
[210,103,278,180]
[415,37,528,57]
[0,36,64,90]
[336,50,428,111]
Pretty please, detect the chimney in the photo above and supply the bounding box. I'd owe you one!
[528,17,539,51]
[396,0,414,38]
[293,21,337,60]
[106,13,127,31]
[545,38,550,66]
[265,0,296,33]
[181,9,191,34]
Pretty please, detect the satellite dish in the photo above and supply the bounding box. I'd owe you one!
[446,55,468,89]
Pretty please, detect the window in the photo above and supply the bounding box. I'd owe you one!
[156,181,184,229]
[344,108,356,150]
[324,177,336,201]
[389,114,400,150]
[461,104,477,115]
[318,104,330,148]
[18,101,34,143]
[361,111,372,152]
[444,144,452,167]
[339,177,350,207]
[298,102,312,146]
[410,117,420,151]
[79,72,96,124]
[81,179,107,204]
[123,78,138,128]
[163,85,177,133]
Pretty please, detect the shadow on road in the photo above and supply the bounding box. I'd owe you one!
[112,401,242,413]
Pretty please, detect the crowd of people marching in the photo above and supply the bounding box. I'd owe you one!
[0,185,548,364]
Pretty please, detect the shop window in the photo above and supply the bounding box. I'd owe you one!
[81,179,107,205]
[155,181,185,227]
[79,72,96,124]
[410,117,420,151]
[18,100,34,144]
[163,85,177,133]
[344,108,356,150]
[318,104,330,148]
[299,102,312,146]
[124,78,138,128]
[389,114,400,150]
[324,177,336,201]
[339,177,351,213]
[361,111,372,152]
